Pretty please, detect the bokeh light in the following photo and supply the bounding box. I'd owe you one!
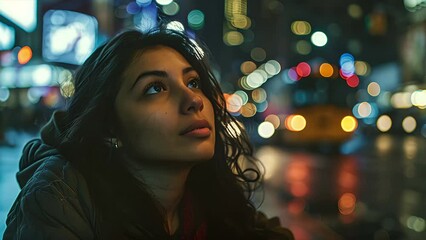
[348,4,363,19]
[311,31,328,47]
[241,102,257,117]
[226,93,243,113]
[252,88,267,103]
[288,67,301,81]
[319,63,334,77]
[223,31,244,46]
[265,114,281,129]
[295,40,312,55]
[264,60,281,76]
[0,87,10,102]
[346,75,360,88]
[231,14,251,29]
[250,47,266,62]
[402,116,416,133]
[296,62,311,77]
[338,193,357,215]
[411,90,426,108]
[341,116,357,132]
[285,114,306,132]
[258,121,275,138]
[17,46,32,64]
[155,0,173,5]
[162,2,179,16]
[234,90,249,105]
[291,21,311,35]
[367,82,381,96]
[377,115,392,132]
[355,61,370,76]
[188,9,205,30]
[240,61,257,75]
[391,92,412,109]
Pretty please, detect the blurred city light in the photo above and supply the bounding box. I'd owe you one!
[291,21,311,35]
[391,92,412,109]
[296,62,311,77]
[17,46,32,65]
[355,61,370,76]
[0,87,10,102]
[311,31,327,47]
[134,1,158,32]
[187,9,204,30]
[402,116,416,133]
[223,31,244,46]
[234,90,248,105]
[240,102,256,117]
[155,0,173,5]
[347,4,363,19]
[252,88,267,103]
[367,82,381,97]
[338,193,357,215]
[225,93,243,113]
[319,63,334,77]
[285,114,306,132]
[295,40,312,55]
[42,10,98,65]
[265,114,281,129]
[377,115,392,132]
[346,74,360,88]
[250,47,266,62]
[240,61,256,75]
[0,22,15,50]
[411,90,426,108]
[341,116,357,132]
[136,0,152,7]
[0,0,37,32]
[258,121,275,138]
[162,2,179,16]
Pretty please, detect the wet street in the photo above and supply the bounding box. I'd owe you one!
[1,131,425,239]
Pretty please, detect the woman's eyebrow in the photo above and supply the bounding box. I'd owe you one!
[130,67,197,90]
[131,70,167,90]
[183,66,196,75]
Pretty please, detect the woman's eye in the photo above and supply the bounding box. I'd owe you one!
[188,78,201,89]
[144,82,166,95]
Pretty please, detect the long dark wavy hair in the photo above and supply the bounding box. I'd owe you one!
[57,27,263,239]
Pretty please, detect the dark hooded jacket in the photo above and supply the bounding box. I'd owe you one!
[3,111,96,239]
[3,112,293,240]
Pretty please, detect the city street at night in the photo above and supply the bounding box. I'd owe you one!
[2,0,426,239]
[1,130,426,239]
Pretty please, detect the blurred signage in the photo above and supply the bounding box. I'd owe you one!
[0,0,37,32]
[0,21,14,50]
[0,64,69,88]
[42,10,98,65]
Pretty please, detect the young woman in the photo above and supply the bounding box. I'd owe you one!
[4,27,293,240]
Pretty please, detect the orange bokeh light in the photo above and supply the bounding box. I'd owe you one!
[18,46,33,65]
[319,63,334,77]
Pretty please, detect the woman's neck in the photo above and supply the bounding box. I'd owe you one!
[125,161,194,235]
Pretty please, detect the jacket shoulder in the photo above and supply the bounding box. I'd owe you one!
[4,156,95,240]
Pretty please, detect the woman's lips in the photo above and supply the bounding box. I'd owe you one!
[180,120,211,138]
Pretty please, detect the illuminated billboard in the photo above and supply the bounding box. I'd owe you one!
[42,10,98,65]
[0,21,14,50]
[0,0,37,32]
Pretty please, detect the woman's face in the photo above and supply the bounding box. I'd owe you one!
[114,45,215,164]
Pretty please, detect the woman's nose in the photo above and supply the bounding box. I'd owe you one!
[181,88,204,114]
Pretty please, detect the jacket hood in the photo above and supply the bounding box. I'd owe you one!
[16,111,66,188]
